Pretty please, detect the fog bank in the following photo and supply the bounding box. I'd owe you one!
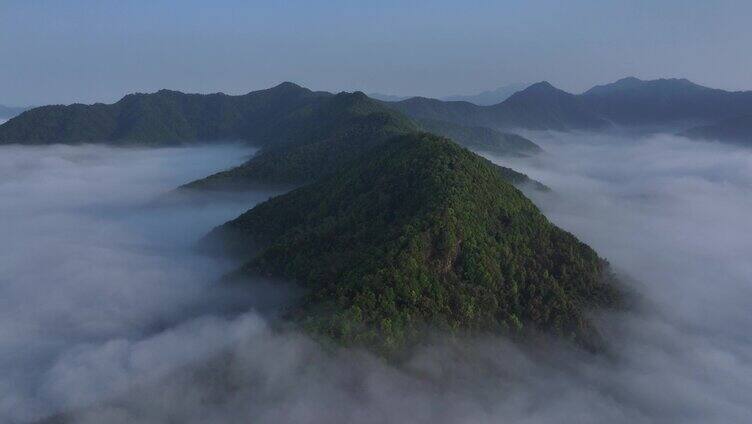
[3,134,751,423]
[0,144,285,423]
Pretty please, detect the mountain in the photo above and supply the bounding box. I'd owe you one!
[682,114,752,146]
[7,78,752,146]
[204,133,621,355]
[494,82,608,130]
[178,91,545,191]
[416,118,543,157]
[386,78,752,136]
[180,91,417,189]
[0,82,332,145]
[0,104,29,120]
[0,83,544,191]
[387,82,609,131]
[581,77,752,127]
[442,83,528,105]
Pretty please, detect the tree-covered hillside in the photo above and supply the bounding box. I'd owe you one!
[0,82,330,145]
[180,91,417,188]
[206,133,620,355]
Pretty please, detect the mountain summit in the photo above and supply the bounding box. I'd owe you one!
[386,78,752,136]
[581,77,752,126]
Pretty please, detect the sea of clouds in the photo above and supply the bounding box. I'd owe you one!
[1,133,750,423]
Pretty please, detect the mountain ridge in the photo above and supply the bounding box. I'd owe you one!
[0,82,331,145]
[179,91,420,189]
[580,77,752,127]
[387,81,609,131]
[387,77,752,135]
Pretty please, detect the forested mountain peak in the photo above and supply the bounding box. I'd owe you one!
[205,133,621,355]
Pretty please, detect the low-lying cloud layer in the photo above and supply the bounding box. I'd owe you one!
[2,134,751,423]
[0,144,277,422]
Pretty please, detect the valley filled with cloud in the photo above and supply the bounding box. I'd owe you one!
[2,133,749,423]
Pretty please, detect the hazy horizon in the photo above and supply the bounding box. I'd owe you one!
[2,0,752,106]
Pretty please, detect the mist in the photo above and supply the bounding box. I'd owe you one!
[3,134,751,423]
[0,144,287,423]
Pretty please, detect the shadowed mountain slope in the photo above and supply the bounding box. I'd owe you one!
[581,77,752,127]
[682,114,752,146]
[387,78,752,135]
[0,82,330,145]
[6,78,752,146]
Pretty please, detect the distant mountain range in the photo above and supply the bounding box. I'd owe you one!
[3,77,751,189]
[384,77,752,140]
[5,77,752,149]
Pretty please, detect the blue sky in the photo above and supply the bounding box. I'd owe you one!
[1,0,750,105]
